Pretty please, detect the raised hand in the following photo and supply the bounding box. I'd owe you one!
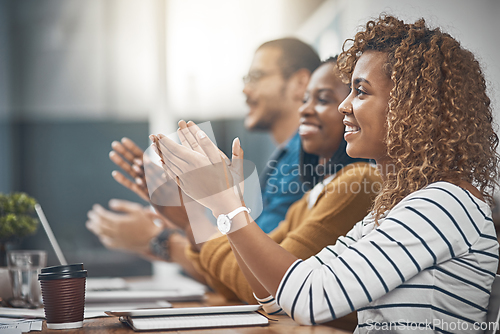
[85,199,164,254]
[179,121,246,197]
[109,138,149,202]
[108,136,189,227]
[151,120,245,217]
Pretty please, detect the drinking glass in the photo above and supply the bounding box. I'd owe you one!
[7,250,47,308]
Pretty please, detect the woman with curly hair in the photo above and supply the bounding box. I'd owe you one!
[154,14,499,332]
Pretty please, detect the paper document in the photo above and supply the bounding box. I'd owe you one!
[86,277,128,291]
[0,318,43,333]
[0,309,44,319]
[84,301,172,318]
[86,289,205,303]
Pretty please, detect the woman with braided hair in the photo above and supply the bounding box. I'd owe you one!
[154,14,499,332]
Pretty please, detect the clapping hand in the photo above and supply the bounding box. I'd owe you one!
[109,136,190,229]
[151,121,245,217]
[109,138,150,202]
[86,199,164,254]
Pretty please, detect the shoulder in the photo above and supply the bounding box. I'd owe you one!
[386,181,493,236]
[337,162,379,179]
[324,162,381,191]
[282,132,301,157]
[286,132,301,148]
[397,181,490,214]
[315,162,380,209]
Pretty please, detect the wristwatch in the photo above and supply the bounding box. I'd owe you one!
[149,228,184,261]
[217,207,251,235]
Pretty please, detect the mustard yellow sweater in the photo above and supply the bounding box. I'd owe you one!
[185,162,381,328]
[186,161,380,299]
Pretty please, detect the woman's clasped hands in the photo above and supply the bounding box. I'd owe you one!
[150,121,246,218]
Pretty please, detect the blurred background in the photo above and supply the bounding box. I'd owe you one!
[0,0,498,276]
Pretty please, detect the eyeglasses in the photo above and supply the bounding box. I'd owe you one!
[242,70,280,85]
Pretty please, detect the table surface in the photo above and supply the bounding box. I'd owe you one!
[38,292,352,334]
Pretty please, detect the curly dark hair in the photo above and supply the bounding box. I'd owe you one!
[338,14,500,220]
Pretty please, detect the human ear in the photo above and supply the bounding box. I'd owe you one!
[288,69,311,102]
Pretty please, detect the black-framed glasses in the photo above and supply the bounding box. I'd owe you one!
[242,70,280,85]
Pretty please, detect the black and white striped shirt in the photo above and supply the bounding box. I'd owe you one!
[276,182,498,333]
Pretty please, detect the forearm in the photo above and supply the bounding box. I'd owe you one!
[227,213,298,297]
[153,205,190,229]
[228,239,270,299]
[138,229,207,285]
[169,234,207,284]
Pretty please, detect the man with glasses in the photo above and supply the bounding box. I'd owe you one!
[86,38,320,283]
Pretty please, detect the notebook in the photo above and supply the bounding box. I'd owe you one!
[107,305,269,331]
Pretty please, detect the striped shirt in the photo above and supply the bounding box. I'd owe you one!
[276,182,498,333]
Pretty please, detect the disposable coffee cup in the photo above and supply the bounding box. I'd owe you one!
[38,263,87,329]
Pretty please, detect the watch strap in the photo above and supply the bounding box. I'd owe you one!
[149,228,184,261]
[227,206,251,220]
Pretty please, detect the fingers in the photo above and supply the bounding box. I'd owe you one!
[86,214,104,235]
[231,137,243,160]
[148,135,180,184]
[149,135,165,163]
[145,210,163,225]
[150,135,181,185]
[86,207,115,237]
[178,120,205,156]
[121,137,144,159]
[112,170,150,202]
[108,199,144,212]
[111,139,144,180]
[86,219,118,250]
[230,138,245,198]
[109,151,139,179]
[177,128,193,150]
[132,164,144,177]
[109,139,147,198]
[92,203,122,221]
[143,152,173,193]
[98,236,117,250]
[155,134,195,173]
[86,220,105,236]
[112,141,136,164]
[185,122,221,164]
[161,161,177,181]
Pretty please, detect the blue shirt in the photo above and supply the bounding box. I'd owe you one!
[256,132,304,233]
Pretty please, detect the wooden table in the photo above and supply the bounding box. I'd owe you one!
[38,293,352,333]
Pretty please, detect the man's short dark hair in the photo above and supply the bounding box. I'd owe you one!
[258,38,321,80]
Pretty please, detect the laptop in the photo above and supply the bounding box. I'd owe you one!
[35,204,206,305]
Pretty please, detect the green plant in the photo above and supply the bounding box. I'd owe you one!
[0,193,39,240]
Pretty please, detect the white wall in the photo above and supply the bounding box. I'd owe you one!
[159,0,325,125]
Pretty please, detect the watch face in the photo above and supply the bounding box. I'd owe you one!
[217,214,231,235]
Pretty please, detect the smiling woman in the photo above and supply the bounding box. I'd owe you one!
[299,58,349,161]
[151,58,381,331]
[153,14,499,333]
[339,51,393,166]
